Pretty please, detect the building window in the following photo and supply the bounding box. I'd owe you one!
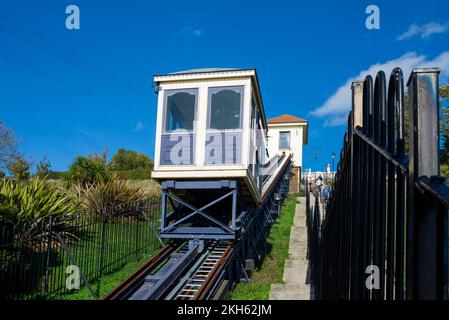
[279,131,290,149]
[163,89,198,132]
[207,86,243,130]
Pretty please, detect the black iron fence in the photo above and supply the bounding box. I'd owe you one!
[306,67,449,300]
[0,198,162,300]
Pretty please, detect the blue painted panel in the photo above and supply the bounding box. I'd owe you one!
[204,131,242,165]
[160,133,195,165]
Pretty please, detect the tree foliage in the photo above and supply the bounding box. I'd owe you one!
[109,148,153,171]
[108,148,153,179]
[0,122,18,170]
[80,177,148,216]
[63,155,108,189]
[0,177,77,238]
[36,156,52,179]
[7,156,30,181]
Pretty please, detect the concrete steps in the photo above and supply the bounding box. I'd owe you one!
[269,197,312,300]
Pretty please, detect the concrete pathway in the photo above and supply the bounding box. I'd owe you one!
[269,197,312,300]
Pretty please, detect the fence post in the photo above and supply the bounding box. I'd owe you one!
[350,81,363,299]
[97,206,107,296]
[44,216,52,293]
[352,81,364,129]
[407,67,441,299]
[135,203,140,261]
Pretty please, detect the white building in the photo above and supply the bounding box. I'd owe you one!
[266,114,308,192]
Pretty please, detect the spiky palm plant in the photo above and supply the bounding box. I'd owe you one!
[80,177,148,217]
[62,156,108,191]
[0,178,78,246]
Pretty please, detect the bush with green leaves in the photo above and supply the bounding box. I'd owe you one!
[7,156,30,181]
[63,155,108,190]
[36,156,52,179]
[441,164,449,179]
[79,177,148,216]
[109,148,153,171]
[0,178,77,239]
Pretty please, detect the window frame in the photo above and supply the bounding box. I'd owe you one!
[162,88,198,133]
[279,131,291,150]
[206,85,244,131]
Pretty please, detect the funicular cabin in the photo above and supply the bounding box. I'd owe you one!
[151,68,290,240]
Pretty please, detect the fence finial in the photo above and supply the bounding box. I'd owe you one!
[352,81,364,129]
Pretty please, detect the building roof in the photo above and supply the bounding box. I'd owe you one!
[267,114,307,124]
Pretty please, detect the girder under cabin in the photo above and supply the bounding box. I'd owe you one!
[151,68,273,240]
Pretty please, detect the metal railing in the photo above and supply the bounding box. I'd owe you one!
[0,198,161,300]
[306,67,449,300]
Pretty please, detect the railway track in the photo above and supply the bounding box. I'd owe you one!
[104,240,233,300]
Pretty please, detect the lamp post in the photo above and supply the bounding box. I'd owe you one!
[331,152,336,172]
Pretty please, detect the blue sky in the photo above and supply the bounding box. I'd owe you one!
[1,0,449,172]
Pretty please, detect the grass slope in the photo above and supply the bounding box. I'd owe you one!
[47,250,158,300]
[228,196,298,300]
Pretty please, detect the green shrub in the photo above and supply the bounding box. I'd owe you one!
[63,156,108,189]
[80,177,149,216]
[7,156,30,181]
[441,164,449,179]
[114,168,152,180]
[36,156,51,179]
[0,178,77,238]
[109,149,153,172]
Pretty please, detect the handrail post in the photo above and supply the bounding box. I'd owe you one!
[407,67,441,299]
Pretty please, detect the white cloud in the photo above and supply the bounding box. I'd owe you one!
[397,22,449,41]
[310,52,449,127]
[175,26,204,38]
[324,115,349,128]
[133,121,145,132]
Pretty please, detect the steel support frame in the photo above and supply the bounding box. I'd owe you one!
[160,180,239,240]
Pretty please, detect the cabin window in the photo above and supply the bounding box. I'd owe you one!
[207,86,243,130]
[163,89,197,132]
[279,131,290,149]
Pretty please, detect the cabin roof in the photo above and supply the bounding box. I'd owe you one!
[267,114,308,124]
[169,68,243,75]
[154,68,256,79]
[153,67,269,130]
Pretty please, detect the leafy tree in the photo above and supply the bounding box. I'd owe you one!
[108,148,153,179]
[109,148,153,171]
[0,122,18,170]
[63,155,108,189]
[440,85,449,165]
[36,156,52,178]
[0,171,5,179]
[7,156,30,181]
[46,171,65,180]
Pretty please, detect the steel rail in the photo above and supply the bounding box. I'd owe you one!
[193,242,234,300]
[104,241,179,300]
